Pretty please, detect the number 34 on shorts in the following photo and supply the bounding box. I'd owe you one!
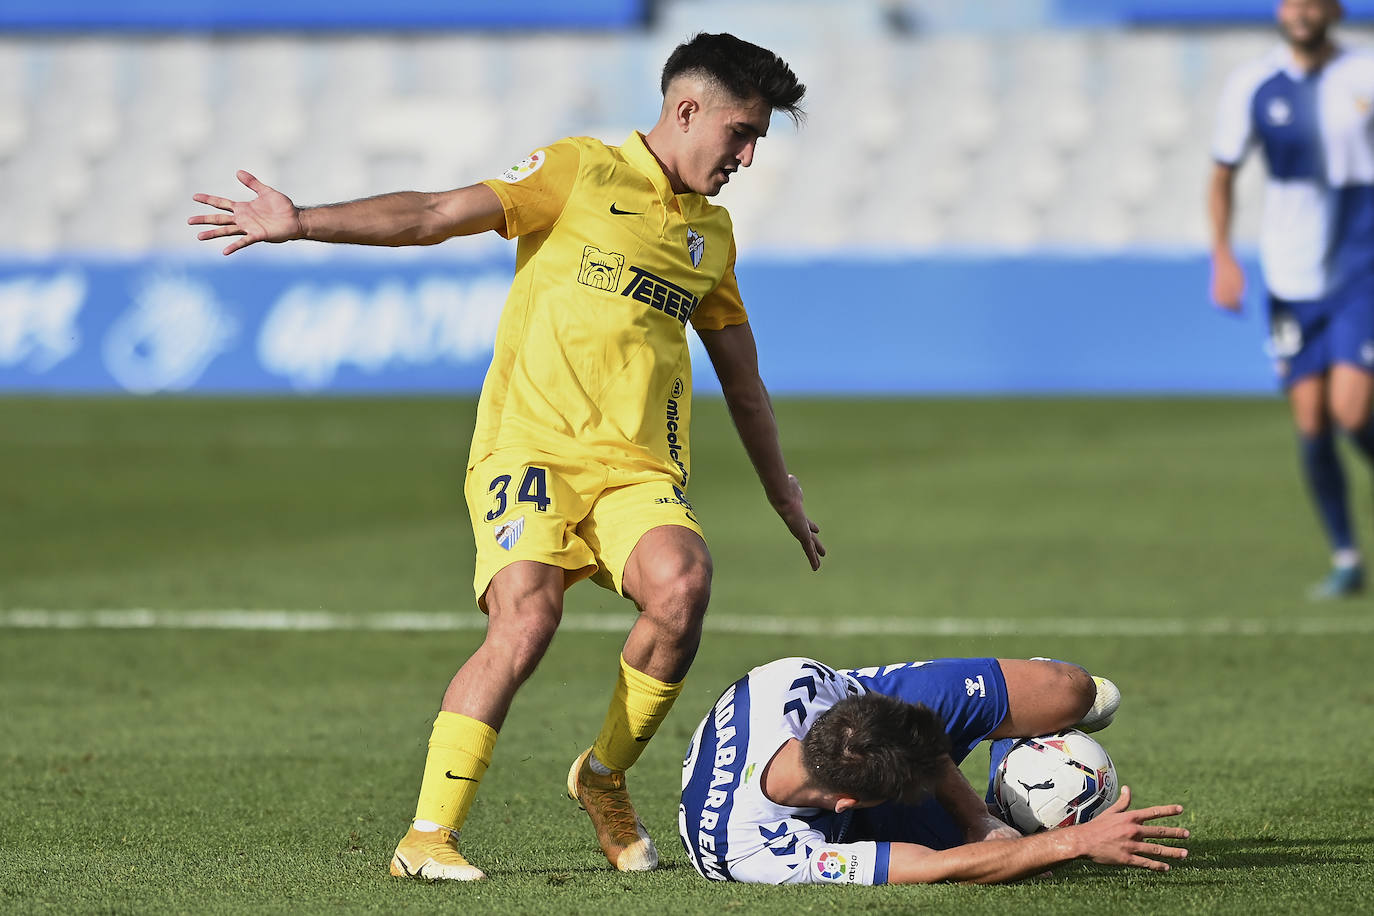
[464,452,706,599]
[484,466,552,522]
[469,461,565,556]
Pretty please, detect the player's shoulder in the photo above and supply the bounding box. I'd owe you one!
[1332,44,1374,76]
[1223,45,1288,95]
[747,657,856,700]
[557,135,651,185]
[748,657,829,679]
[559,134,612,153]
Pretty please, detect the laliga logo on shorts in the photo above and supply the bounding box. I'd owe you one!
[815,851,847,880]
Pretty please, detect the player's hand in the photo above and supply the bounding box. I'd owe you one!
[189,170,304,255]
[773,473,824,570]
[1075,786,1190,871]
[1210,251,1245,312]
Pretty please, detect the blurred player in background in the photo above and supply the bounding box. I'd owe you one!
[678,656,1188,885]
[1210,0,1374,598]
[190,33,822,881]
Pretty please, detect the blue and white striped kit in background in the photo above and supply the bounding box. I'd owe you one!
[1213,44,1374,302]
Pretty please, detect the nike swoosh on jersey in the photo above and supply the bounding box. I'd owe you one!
[445,771,479,781]
[609,203,642,215]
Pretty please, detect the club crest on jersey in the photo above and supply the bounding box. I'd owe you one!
[494,516,525,551]
[1266,97,1292,127]
[686,227,705,268]
[578,246,625,291]
[499,150,546,183]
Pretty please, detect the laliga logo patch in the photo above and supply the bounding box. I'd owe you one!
[815,850,847,881]
[1267,97,1292,126]
[500,150,546,183]
[494,516,525,551]
[686,227,705,268]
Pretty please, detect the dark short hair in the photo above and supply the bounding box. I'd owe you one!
[661,32,806,123]
[801,693,951,804]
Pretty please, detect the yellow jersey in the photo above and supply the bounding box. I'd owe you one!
[474,131,748,487]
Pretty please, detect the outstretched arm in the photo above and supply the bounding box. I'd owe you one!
[697,321,824,570]
[189,170,506,255]
[886,786,1188,885]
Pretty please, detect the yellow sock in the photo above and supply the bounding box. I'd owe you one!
[413,712,498,831]
[591,656,684,773]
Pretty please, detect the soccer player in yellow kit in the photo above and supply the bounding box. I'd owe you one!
[189,33,821,881]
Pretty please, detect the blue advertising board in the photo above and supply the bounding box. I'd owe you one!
[0,254,1274,396]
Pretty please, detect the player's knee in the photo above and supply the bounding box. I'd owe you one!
[1331,406,1370,436]
[1060,663,1095,723]
[639,551,712,613]
[1028,659,1094,725]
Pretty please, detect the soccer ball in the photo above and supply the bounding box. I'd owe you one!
[992,728,1119,834]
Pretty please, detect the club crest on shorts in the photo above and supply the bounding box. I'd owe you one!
[686,227,705,268]
[494,516,525,551]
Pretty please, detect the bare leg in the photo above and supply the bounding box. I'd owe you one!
[441,560,566,729]
[619,525,713,683]
[987,659,1094,740]
[566,525,712,873]
[1328,363,1374,435]
[1288,373,1329,437]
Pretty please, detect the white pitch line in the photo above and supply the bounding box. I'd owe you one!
[0,609,1371,636]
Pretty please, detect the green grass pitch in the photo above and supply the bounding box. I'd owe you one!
[1,396,1371,914]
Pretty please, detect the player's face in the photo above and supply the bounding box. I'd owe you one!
[1278,0,1341,51]
[683,92,772,196]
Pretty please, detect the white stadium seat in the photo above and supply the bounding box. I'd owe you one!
[4,23,1369,256]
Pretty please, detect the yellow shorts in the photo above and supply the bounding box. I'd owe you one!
[465,449,705,607]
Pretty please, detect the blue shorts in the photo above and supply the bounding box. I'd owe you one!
[1268,272,1374,388]
[840,658,1008,850]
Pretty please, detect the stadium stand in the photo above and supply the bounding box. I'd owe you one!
[0,2,1319,257]
[4,0,1373,258]
[11,0,1361,396]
